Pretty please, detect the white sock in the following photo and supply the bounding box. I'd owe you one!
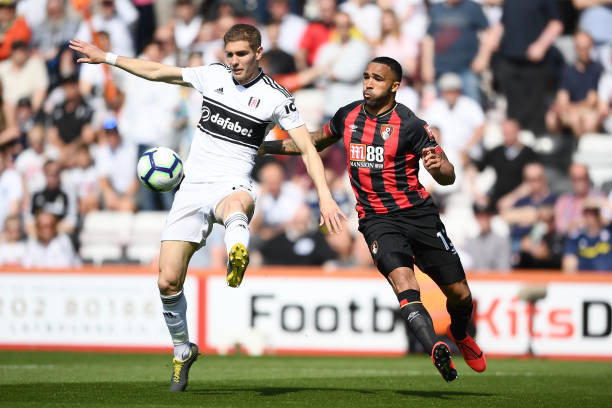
[224,212,250,255]
[160,290,191,360]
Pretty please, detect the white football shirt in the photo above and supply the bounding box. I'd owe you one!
[181,64,304,183]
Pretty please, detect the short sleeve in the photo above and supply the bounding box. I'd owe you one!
[325,109,345,139]
[472,3,489,31]
[409,119,438,158]
[95,148,111,177]
[3,170,23,201]
[272,98,305,130]
[542,0,560,21]
[181,65,214,94]
[563,234,578,256]
[559,67,572,92]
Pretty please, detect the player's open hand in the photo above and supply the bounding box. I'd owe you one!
[69,39,106,64]
[422,146,442,171]
[318,197,347,234]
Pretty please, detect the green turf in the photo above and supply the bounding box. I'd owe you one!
[1,351,611,407]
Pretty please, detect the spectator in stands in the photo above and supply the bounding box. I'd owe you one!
[422,73,485,166]
[546,31,604,137]
[421,0,491,104]
[75,0,137,58]
[295,0,336,70]
[47,74,95,164]
[30,159,77,235]
[31,0,79,62]
[0,0,31,61]
[172,0,202,65]
[554,162,606,235]
[22,211,80,268]
[375,8,418,79]
[78,31,121,124]
[315,11,371,121]
[495,0,563,134]
[472,118,537,211]
[17,0,50,28]
[575,0,612,69]
[14,125,59,197]
[258,204,337,265]
[601,66,612,133]
[251,160,304,243]
[499,162,557,259]
[63,143,99,214]
[516,206,564,269]
[96,117,138,212]
[383,0,428,42]
[562,199,612,272]
[0,41,48,114]
[0,214,25,266]
[117,41,180,211]
[260,22,297,75]
[339,0,381,45]
[262,0,307,56]
[0,145,23,230]
[14,97,35,149]
[462,203,511,271]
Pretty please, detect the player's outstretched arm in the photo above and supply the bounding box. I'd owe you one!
[69,39,189,86]
[422,146,456,185]
[258,128,340,155]
[286,125,347,234]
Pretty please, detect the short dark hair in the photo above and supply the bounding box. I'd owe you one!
[223,24,261,52]
[370,56,402,82]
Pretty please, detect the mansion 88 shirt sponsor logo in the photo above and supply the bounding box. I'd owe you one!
[349,143,384,169]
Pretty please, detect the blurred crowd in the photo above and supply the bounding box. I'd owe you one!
[0,0,612,272]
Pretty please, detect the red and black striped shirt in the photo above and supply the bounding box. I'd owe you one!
[326,101,438,219]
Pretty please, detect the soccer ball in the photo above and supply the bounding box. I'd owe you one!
[137,147,184,192]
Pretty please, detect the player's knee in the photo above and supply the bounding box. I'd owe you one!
[447,281,472,305]
[158,263,184,295]
[158,275,183,295]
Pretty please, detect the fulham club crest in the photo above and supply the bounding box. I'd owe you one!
[370,241,379,255]
[248,97,261,109]
[381,125,393,141]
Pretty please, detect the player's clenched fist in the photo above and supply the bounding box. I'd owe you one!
[69,39,106,64]
[422,146,442,171]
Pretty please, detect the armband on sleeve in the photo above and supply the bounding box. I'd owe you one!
[324,122,334,138]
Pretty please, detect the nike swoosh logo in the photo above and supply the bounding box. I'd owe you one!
[459,343,483,359]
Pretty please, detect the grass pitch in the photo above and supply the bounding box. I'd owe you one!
[1,351,611,407]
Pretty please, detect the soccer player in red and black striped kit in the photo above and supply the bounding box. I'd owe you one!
[260,56,486,382]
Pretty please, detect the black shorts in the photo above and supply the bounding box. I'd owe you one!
[358,212,465,286]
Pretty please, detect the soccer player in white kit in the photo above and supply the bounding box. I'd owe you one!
[70,24,346,392]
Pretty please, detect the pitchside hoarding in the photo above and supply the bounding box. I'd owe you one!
[0,268,610,358]
[0,272,199,350]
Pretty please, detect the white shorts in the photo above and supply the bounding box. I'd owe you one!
[161,180,256,247]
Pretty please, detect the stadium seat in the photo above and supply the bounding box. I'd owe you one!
[130,211,167,243]
[573,133,612,188]
[80,243,123,265]
[79,211,134,246]
[126,212,167,264]
[125,243,160,265]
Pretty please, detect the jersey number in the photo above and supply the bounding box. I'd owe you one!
[284,103,297,114]
[366,146,384,163]
[437,228,457,254]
